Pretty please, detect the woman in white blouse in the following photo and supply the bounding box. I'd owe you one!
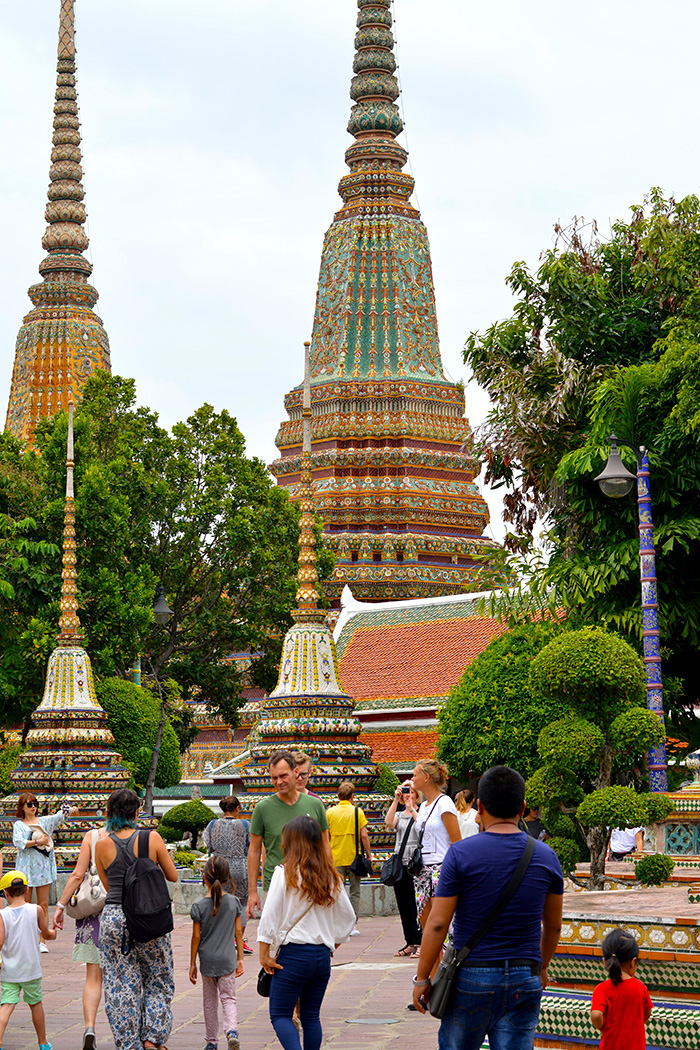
[455,789,479,839]
[258,815,355,1050]
[411,760,460,934]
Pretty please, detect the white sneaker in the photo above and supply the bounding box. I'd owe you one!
[349,927,360,936]
[40,943,49,953]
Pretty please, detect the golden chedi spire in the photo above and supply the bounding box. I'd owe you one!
[5,0,111,445]
[292,342,323,623]
[57,402,83,643]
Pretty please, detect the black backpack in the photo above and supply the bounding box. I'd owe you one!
[120,829,173,954]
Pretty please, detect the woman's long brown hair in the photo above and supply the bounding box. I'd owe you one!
[282,816,342,906]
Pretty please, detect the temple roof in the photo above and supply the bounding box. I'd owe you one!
[335,589,506,711]
[358,726,438,769]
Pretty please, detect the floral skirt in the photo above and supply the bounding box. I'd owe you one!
[73,913,101,965]
[413,862,442,916]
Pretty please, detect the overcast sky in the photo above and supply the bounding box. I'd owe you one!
[2,1,700,542]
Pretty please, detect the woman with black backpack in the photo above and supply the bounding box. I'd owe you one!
[94,789,178,1050]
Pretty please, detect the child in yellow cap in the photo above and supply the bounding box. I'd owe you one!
[0,870,56,1050]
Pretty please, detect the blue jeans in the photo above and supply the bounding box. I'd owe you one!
[269,943,331,1050]
[438,964,543,1050]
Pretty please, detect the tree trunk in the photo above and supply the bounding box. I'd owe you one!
[587,827,608,890]
[143,677,167,816]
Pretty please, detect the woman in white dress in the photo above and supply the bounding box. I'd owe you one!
[12,792,75,951]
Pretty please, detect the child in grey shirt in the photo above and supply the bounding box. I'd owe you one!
[189,857,244,1050]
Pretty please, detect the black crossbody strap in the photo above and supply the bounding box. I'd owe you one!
[417,797,441,850]
[396,816,415,862]
[354,805,359,854]
[455,835,536,965]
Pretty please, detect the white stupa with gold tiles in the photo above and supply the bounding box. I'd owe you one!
[241,345,377,794]
[0,405,131,861]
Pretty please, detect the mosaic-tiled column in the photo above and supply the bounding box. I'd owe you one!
[638,452,668,791]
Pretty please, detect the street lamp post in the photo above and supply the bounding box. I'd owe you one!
[595,435,668,792]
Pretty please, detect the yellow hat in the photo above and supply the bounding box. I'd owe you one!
[0,870,28,892]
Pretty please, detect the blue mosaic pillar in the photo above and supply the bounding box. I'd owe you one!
[638,452,668,791]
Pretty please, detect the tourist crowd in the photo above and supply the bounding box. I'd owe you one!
[0,752,652,1050]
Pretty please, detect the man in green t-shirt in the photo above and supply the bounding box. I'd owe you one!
[246,749,329,918]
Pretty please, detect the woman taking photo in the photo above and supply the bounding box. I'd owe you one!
[94,789,178,1050]
[384,781,421,958]
[258,815,355,1050]
[411,760,460,932]
[203,796,250,947]
[12,792,75,951]
[52,824,108,1050]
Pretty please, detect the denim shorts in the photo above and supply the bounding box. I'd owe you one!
[438,963,543,1050]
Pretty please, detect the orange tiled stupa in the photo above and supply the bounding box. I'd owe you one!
[271,0,494,603]
[5,0,111,445]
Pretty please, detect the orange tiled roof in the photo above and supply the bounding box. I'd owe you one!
[360,728,438,764]
[339,609,506,704]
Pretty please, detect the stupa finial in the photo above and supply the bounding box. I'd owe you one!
[57,402,82,643]
[58,0,76,59]
[292,342,321,620]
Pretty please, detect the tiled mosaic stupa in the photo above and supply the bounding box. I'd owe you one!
[5,0,111,446]
[0,406,131,863]
[271,0,494,603]
[242,346,379,796]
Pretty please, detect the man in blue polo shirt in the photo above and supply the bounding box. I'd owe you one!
[412,765,564,1049]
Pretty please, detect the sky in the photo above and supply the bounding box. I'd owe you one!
[2,0,700,543]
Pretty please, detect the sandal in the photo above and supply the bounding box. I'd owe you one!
[394,943,414,957]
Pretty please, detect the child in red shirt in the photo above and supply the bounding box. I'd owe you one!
[591,928,652,1049]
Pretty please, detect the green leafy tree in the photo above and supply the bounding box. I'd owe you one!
[524,627,669,887]
[438,620,566,780]
[0,374,332,808]
[95,677,182,790]
[468,191,700,730]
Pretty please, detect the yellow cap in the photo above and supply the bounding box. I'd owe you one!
[0,870,28,892]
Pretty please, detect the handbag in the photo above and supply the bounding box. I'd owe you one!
[406,797,441,878]
[428,835,536,1019]
[380,816,415,886]
[65,829,107,920]
[348,806,372,877]
[256,901,314,997]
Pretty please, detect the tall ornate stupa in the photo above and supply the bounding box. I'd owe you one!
[241,345,378,795]
[5,0,111,445]
[0,406,130,862]
[271,0,494,603]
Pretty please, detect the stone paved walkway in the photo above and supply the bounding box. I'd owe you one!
[7,913,439,1050]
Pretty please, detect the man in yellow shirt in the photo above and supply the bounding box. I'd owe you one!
[326,781,372,931]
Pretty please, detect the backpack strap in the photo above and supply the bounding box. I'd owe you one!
[136,828,151,860]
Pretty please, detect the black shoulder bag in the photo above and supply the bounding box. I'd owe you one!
[348,806,372,877]
[428,835,536,1019]
[380,816,414,886]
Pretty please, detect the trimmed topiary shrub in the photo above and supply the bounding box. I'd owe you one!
[634,853,675,886]
[159,799,213,847]
[96,676,181,789]
[174,848,200,873]
[0,744,22,795]
[547,836,580,874]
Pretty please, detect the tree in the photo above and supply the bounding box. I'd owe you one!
[468,191,700,726]
[437,620,566,780]
[524,627,669,888]
[465,191,700,545]
[95,677,181,790]
[0,374,332,765]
